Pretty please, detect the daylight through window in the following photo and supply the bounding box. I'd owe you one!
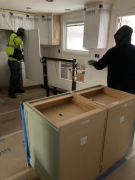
[66,22,88,51]
[120,15,135,45]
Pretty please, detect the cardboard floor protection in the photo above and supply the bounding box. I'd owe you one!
[0,110,23,137]
[105,155,135,180]
[0,92,48,114]
[6,169,40,180]
[24,87,46,95]
[0,132,27,180]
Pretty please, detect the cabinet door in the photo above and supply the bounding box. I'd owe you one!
[13,13,24,32]
[83,7,100,48]
[24,15,35,30]
[0,11,14,30]
[23,29,43,84]
[48,15,53,45]
[35,15,49,45]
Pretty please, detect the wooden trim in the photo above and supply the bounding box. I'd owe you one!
[84,1,113,7]
[35,13,53,15]
[31,94,73,107]
[0,8,34,15]
[72,93,105,109]
[76,87,104,95]
[52,15,61,45]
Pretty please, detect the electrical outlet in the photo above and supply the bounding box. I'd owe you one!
[95,54,100,58]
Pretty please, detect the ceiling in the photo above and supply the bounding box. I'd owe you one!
[0,0,113,14]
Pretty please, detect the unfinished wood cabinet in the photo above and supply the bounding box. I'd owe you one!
[76,85,135,173]
[24,93,107,180]
[52,15,61,45]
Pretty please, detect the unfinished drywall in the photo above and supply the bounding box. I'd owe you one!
[0,30,12,88]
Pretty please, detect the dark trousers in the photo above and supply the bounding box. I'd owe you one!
[8,60,21,93]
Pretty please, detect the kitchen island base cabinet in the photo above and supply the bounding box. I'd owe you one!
[24,93,107,180]
[76,85,135,173]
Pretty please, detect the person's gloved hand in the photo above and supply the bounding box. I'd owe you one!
[88,60,96,66]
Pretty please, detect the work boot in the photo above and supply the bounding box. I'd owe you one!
[8,93,17,99]
[15,88,25,93]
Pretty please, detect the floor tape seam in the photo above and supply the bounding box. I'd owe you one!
[97,158,127,180]
[125,150,135,161]
[97,150,135,180]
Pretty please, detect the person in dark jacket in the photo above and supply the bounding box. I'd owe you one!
[89,25,135,93]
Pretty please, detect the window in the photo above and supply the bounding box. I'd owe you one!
[66,22,88,51]
[118,15,135,45]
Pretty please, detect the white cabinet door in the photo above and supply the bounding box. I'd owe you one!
[23,29,43,84]
[83,8,100,49]
[24,14,35,30]
[83,4,111,49]
[0,11,14,30]
[13,13,24,32]
[35,15,49,45]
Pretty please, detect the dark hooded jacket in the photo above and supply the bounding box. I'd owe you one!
[93,25,135,93]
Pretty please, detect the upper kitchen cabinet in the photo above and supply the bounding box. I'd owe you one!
[0,11,14,30]
[13,13,24,32]
[34,15,49,45]
[35,14,61,45]
[24,14,35,30]
[83,2,112,49]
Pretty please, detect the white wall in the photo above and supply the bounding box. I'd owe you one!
[46,10,108,90]
[0,30,11,88]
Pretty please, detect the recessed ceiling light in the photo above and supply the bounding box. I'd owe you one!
[46,0,53,2]
[65,9,71,11]
[26,7,31,9]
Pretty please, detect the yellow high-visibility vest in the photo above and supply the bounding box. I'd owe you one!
[6,33,23,63]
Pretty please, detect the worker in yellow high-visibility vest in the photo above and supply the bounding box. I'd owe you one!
[6,27,25,98]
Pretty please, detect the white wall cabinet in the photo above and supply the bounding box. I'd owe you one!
[35,15,61,45]
[24,14,35,30]
[0,10,61,45]
[0,11,14,30]
[34,15,49,45]
[0,11,35,32]
[83,3,111,49]
[13,13,24,32]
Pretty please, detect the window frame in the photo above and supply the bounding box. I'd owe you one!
[109,8,135,48]
[62,18,90,56]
